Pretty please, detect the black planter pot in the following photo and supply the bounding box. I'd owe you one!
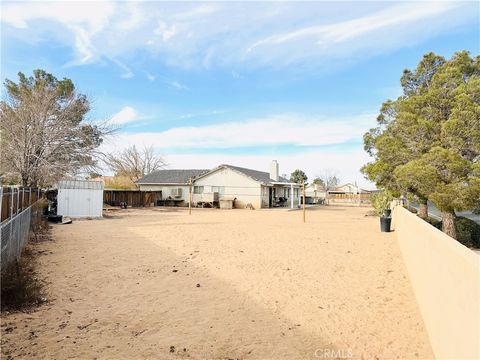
[380,217,392,232]
[48,215,63,223]
[383,209,392,218]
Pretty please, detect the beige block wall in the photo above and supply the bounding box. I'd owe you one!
[194,168,262,209]
[392,205,480,359]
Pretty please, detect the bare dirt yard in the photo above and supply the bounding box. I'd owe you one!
[1,206,433,359]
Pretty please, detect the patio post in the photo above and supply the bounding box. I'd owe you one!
[290,184,293,209]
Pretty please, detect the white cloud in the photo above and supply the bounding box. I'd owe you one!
[169,80,189,91]
[109,106,144,125]
[143,71,156,81]
[102,113,376,150]
[154,21,177,41]
[1,1,475,71]
[2,1,115,65]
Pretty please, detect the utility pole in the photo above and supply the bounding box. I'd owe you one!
[302,181,305,223]
[188,177,192,215]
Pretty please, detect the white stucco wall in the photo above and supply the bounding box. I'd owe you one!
[194,167,262,209]
[305,184,326,199]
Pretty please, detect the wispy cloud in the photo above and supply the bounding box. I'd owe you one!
[169,80,189,91]
[247,2,459,52]
[143,71,156,81]
[1,1,475,72]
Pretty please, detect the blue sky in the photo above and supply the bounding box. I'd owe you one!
[1,1,479,187]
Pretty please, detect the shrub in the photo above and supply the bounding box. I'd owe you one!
[418,215,480,249]
[1,247,45,311]
[455,217,480,249]
[424,216,442,230]
[371,191,393,216]
[405,206,418,214]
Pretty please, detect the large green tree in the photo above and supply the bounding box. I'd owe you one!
[0,70,107,186]
[362,52,448,218]
[290,169,308,185]
[362,51,480,239]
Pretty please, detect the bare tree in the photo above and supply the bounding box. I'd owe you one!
[316,170,340,204]
[105,145,166,184]
[0,70,111,187]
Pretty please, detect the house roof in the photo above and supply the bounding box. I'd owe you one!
[198,164,291,185]
[330,183,372,193]
[57,180,104,190]
[136,169,209,184]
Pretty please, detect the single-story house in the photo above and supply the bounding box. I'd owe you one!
[136,161,300,209]
[327,183,373,206]
[304,184,326,204]
[328,183,372,195]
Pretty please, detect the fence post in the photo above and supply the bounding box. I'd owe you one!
[0,187,3,223]
[29,187,31,207]
[10,187,14,218]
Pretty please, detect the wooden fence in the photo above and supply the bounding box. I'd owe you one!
[1,187,43,223]
[1,187,45,268]
[327,193,372,206]
[103,190,163,208]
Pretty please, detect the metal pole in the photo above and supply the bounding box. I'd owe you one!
[290,183,293,209]
[302,181,305,223]
[188,178,192,215]
[17,188,20,214]
[10,187,14,218]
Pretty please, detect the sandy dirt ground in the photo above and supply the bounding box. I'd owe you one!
[1,206,433,359]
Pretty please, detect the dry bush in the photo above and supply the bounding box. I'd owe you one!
[104,176,137,190]
[1,201,50,312]
[30,199,51,243]
[1,248,46,312]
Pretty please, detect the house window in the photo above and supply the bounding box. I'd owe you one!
[211,186,225,194]
[193,186,204,194]
[171,188,183,197]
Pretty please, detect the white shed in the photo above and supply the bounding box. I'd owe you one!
[57,180,104,218]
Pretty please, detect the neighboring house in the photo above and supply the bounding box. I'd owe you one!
[328,183,372,195]
[327,183,373,206]
[304,184,326,204]
[136,161,300,209]
[136,169,209,205]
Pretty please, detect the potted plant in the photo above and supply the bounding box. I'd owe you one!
[371,191,393,232]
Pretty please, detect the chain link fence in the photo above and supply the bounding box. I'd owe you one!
[0,187,44,269]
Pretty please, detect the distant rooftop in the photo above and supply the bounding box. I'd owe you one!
[216,164,290,185]
[136,169,209,184]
